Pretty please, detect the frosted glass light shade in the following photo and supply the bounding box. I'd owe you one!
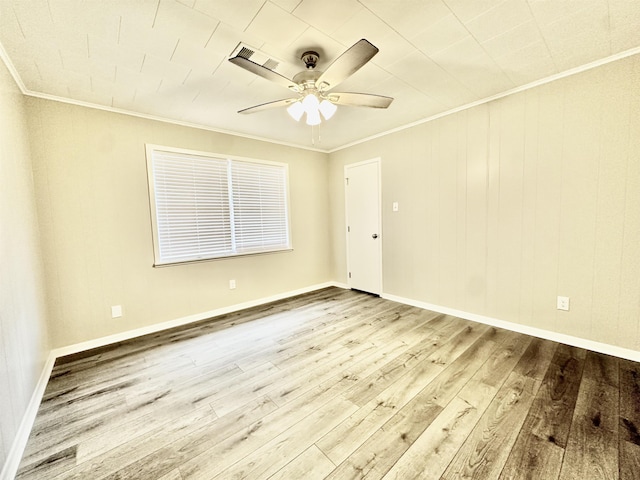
[286,101,304,121]
[305,108,321,125]
[302,93,319,112]
[319,100,337,120]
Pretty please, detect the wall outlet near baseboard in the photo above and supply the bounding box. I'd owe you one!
[557,296,570,311]
[111,305,123,318]
[229,279,236,290]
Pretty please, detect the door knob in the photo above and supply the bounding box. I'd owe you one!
[372,233,378,239]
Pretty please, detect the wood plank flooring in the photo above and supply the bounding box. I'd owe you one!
[15,287,640,479]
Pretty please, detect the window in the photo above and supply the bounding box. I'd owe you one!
[146,145,291,266]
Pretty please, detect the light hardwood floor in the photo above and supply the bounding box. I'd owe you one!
[15,287,640,479]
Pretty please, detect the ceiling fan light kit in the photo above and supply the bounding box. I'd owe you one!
[228,39,393,129]
[286,93,338,125]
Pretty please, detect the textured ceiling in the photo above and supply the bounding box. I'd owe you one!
[1,0,639,151]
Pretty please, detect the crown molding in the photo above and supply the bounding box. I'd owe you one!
[0,41,28,94]
[0,40,326,153]
[329,46,640,153]
[23,90,328,153]
[2,38,640,155]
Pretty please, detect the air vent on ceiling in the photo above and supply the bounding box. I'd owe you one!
[237,46,254,60]
[262,58,279,71]
[229,42,294,77]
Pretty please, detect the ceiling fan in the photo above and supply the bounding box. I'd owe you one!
[228,39,393,126]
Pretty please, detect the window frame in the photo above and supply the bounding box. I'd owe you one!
[145,144,293,267]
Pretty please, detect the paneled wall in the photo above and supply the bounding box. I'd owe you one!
[26,99,332,348]
[330,54,640,351]
[0,62,50,470]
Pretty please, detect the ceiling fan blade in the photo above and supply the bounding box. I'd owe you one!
[238,98,297,114]
[229,56,297,90]
[328,92,393,109]
[316,39,379,90]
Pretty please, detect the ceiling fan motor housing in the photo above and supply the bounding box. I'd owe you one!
[301,51,320,69]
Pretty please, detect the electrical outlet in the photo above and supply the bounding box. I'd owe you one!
[229,279,236,290]
[111,305,122,318]
[392,201,399,212]
[557,296,570,311]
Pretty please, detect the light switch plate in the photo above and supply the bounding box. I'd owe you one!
[111,305,122,318]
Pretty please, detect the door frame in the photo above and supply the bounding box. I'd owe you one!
[344,157,383,294]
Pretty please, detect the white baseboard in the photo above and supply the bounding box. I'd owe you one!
[1,351,56,480]
[2,281,342,479]
[5,282,636,480]
[53,281,342,359]
[381,292,640,363]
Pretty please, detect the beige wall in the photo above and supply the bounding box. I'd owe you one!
[330,54,640,351]
[3,48,640,474]
[26,99,332,348]
[0,63,50,469]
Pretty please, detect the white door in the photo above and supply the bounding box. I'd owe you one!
[345,159,382,295]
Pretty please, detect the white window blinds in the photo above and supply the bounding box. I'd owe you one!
[148,147,291,265]
[231,160,289,254]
